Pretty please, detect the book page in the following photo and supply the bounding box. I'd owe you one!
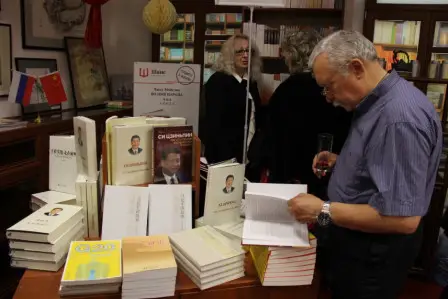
[245,192,294,223]
[242,219,309,247]
[246,183,307,199]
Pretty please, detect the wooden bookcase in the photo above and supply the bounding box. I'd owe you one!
[364,0,448,278]
[151,0,345,86]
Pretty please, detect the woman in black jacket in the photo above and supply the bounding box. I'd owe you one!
[202,33,266,181]
[267,29,352,194]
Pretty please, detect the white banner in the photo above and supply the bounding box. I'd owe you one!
[133,62,201,134]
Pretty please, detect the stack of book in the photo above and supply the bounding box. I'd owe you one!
[29,191,77,212]
[122,235,177,298]
[169,226,245,290]
[7,204,83,271]
[250,234,317,286]
[59,240,122,296]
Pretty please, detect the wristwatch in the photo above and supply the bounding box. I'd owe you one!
[317,201,332,227]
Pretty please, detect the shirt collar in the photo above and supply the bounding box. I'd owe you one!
[233,73,248,83]
[355,70,401,115]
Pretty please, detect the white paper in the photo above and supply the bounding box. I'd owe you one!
[101,185,149,240]
[242,183,309,247]
[147,185,192,235]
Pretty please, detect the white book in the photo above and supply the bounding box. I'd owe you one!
[146,117,186,126]
[105,116,147,184]
[7,204,83,243]
[147,185,192,235]
[11,254,67,272]
[112,123,153,185]
[169,226,245,272]
[9,221,84,253]
[87,179,99,238]
[73,116,97,180]
[31,191,76,207]
[101,185,149,240]
[49,135,77,194]
[203,163,245,226]
[242,183,310,247]
[75,174,89,237]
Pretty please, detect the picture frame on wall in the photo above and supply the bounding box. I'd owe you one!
[15,58,62,115]
[20,0,88,51]
[0,23,12,96]
[65,37,110,109]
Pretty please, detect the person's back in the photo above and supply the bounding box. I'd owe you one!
[266,30,351,194]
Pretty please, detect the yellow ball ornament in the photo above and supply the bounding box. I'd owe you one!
[142,0,178,35]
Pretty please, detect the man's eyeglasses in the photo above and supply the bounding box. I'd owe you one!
[235,48,255,55]
[321,87,329,96]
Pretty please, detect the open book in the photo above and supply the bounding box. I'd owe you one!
[242,183,310,247]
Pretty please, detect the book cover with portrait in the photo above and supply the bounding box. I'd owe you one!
[112,123,153,185]
[203,163,245,226]
[152,125,193,185]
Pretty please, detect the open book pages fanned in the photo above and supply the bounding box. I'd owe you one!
[49,135,77,195]
[242,183,310,247]
[169,226,245,290]
[122,235,177,298]
[250,234,317,286]
[73,116,97,181]
[7,204,83,244]
[203,162,245,226]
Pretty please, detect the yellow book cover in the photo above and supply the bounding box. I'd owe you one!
[62,240,122,284]
[122,235,176,275]
[249,245,269,283]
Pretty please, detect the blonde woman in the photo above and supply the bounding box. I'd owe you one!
[203,34,266,180]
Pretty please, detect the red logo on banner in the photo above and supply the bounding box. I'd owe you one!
[139,68,149,77]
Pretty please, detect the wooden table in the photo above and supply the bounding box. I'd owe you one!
[13,257,320,299]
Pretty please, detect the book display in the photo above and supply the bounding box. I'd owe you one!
[364,0,448,277]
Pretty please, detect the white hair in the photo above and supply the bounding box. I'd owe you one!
[212,33,262,82]
[308,30,378,75]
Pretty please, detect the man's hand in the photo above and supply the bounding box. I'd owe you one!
[312,151,338,177]
[288,193,324,223]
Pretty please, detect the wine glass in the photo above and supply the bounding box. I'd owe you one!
[316,133,334,175]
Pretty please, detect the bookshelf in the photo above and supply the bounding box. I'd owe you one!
[151,0,345,87]
[364,0,448,279]
[159,14,195,64]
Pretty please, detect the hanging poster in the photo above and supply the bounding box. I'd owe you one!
[133,62,201,134]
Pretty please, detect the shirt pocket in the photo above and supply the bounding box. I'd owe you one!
[334,138,366,196]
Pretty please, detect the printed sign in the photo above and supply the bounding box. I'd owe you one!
[133,62,201,134]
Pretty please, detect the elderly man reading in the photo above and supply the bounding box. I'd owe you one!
[288,30,442,299]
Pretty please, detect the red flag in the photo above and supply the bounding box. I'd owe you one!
[39,72,67,105]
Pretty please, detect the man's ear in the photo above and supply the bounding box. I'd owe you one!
[348,59,365,78]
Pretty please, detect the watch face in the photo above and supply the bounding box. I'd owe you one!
[317,213,331,227]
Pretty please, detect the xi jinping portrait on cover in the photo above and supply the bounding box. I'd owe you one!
[153,145,189,184]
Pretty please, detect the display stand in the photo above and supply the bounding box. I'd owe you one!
[100,133,202,219]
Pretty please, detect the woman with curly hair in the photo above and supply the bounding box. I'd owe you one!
[202,33,267,181]
[267,29,352,193]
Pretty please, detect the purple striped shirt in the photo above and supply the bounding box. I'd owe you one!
[328,70,443,216]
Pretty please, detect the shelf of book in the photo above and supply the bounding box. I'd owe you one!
[160,14,195,64]
[101,133,202,219]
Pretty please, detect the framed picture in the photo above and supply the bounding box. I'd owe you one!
[20,0,88,51]
[65,37,110,109]
[0,23,12,96]
[15,58,62,115]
